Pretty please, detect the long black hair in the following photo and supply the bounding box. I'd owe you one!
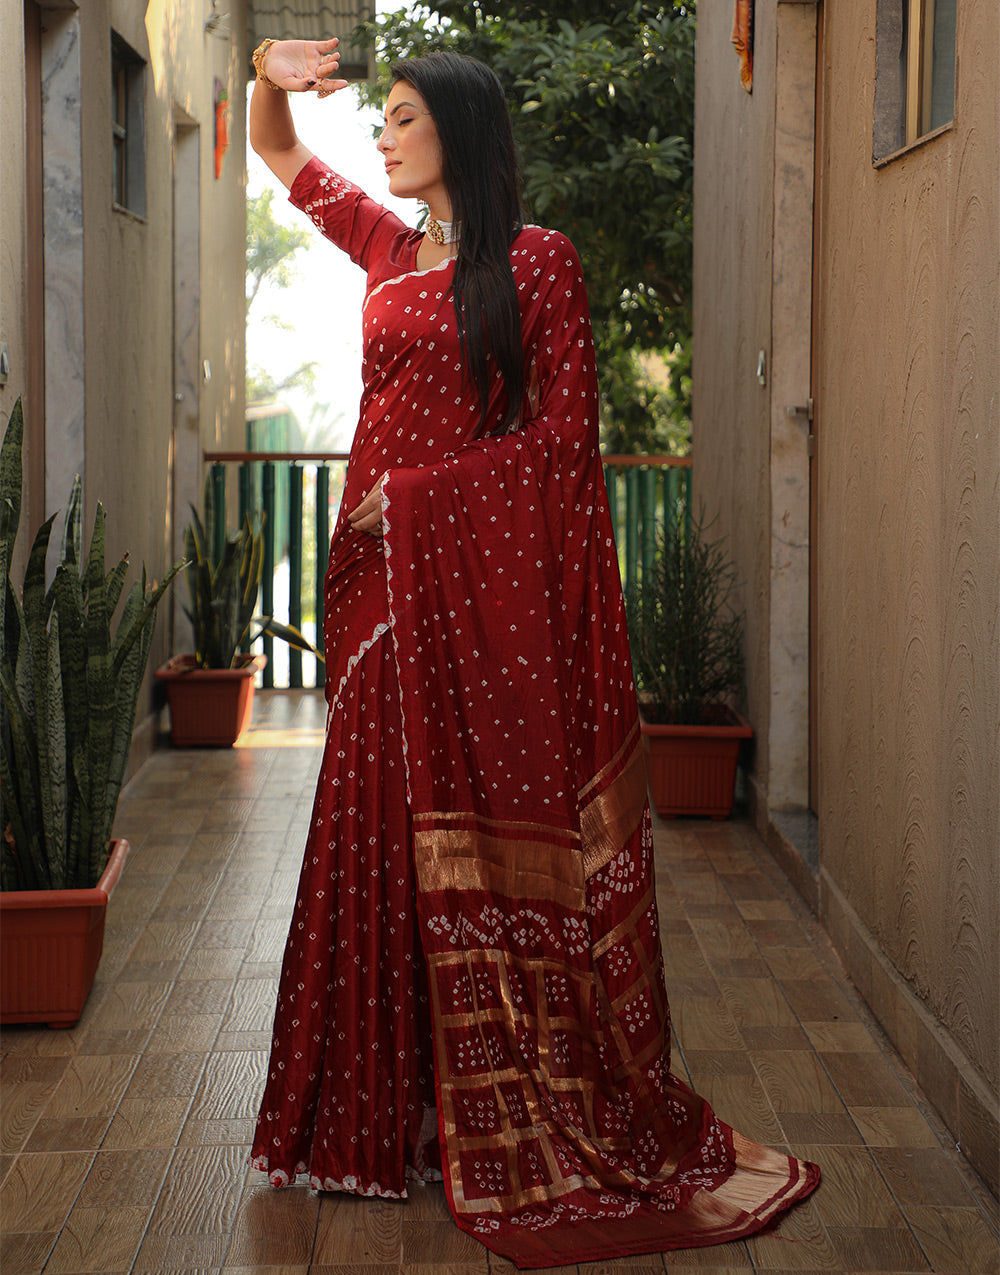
[389,52,525,437]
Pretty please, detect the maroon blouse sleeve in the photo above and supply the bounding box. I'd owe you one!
[288,155,418,284]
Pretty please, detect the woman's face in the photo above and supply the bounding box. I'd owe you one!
[377,81,450,215]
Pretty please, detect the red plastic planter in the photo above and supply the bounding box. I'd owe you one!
[0,838,129,1028]
[156,653,266,747]
[640,708,753,820]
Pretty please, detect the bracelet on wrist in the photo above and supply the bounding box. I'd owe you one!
[252,38,283,91]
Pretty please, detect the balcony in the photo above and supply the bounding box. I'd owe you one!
[1,692,995,1271]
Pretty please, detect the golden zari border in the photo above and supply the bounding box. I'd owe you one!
[579,728,648,881]
[413,824,584,910]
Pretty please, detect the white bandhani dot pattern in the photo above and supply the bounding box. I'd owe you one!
[250,157,820,1260]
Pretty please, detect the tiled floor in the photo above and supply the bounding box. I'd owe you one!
[1,691,997,1274]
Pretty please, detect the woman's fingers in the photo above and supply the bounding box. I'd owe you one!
[347,475,387,537]
[263,37,348,93]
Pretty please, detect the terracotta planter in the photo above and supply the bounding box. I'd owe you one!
[0,838,129,1028]
[640,707,753,820]
[156,653,266,747]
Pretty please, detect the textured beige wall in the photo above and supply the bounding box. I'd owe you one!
[0,1,30,539]
[694,0,999,1187]
[1,0,248,767]
[692,0,776,780]
[89,0,248,674]
[816,0,999,1098]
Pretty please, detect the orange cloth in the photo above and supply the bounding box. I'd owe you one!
[732,0,754,92]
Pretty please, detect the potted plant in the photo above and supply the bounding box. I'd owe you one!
[0,399,183,1025]
[156,479,320,746]
[626,503,752,819]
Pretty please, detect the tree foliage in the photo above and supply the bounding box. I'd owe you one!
[246,189,317,404]
[246,189,311,315]
[356,2,695,453]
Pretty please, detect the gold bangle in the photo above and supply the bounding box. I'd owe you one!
[252,38,282,91]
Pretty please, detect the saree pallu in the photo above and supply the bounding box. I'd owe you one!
[381,427,819,1266]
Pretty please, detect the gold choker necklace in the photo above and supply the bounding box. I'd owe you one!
[425,216,459,246]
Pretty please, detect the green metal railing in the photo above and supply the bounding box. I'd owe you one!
[203,450,690,690]
[602,454,692,597]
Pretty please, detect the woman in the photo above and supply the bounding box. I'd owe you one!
[248,38,819,1269]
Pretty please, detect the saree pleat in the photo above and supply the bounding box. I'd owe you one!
[251,633,437,1196]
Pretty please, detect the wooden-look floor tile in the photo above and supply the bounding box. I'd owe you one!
[24,1114,112,1152]
[182,945,247,980]
[146,1012,223,1053]
[0,1053,70,1085]
[301,1266,403,1274]
[690,1072,785,1144]
[189,1050,267,1120]
[82,978,174,1035]
[820,1052,912,1108]
[0,1229,58,1273]
[72,1026,154,1056]
[313,1193,404,1264]
[848,1106,941,1149]
[77,1146,171,1206]
[103,1096,193,1148]
[743,1197,838,1270]
[826,1225,930,1271]
[40,1052,139,1119]
[146,1142,249,1236]
[733,899,797,922]
[797,1144,907,1229]
[195,918,259,949]
[802,1020,880,1053]
[132,1230,228,1269]
[716,871,779,903]
[670,996,744,1051]
[762,949,829,982]
[740,1026,812,1051]
[902,1205,1000,1273]
[778,1112,863,1146]
[402,1218,489,1266]
[718,979,799,1029]
[486,1259,579,1274]
[222,1267,312,1274]
[127,918,202,966]
[224,1181,320,1265]
[779,979,855,1023]
[661,935,716,980]
[751,1051,849,1115]
[126,1050,208,1100]
[693,918,755,963]
[871,1146,979,1208]
[1,1083,56,1155]
[0,1149,95,1232]
[180,1115,255,1147]
[44,1204,150,1273]
[682,1049,756,1080]
[222,980,280,1033]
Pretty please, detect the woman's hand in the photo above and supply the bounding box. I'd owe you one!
[261,37,350,97]
[348,474,388,538]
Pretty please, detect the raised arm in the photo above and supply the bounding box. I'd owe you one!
[249,37,350,189]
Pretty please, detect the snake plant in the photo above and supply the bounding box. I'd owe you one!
[0,399,184,891]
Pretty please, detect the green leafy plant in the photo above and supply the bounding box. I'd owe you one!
[181,478,321,669]
[0,399,184,891]
[626,504,745,725]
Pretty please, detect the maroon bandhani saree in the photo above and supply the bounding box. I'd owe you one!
[251,157,819,1268]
